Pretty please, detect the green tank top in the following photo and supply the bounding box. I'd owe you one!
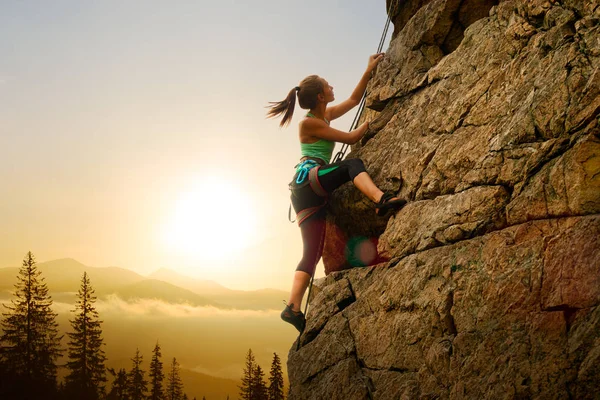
[299,112,335,165]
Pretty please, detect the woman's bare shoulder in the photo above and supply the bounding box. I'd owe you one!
[299,116,326,131]
[299,117,329,143]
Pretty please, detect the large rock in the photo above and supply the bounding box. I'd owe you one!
[289,0,600,398]
[541,216,600,310]
[379,185,510,259]
[290,216,600,399]
[323,0,599,272]
[506,135,600,225]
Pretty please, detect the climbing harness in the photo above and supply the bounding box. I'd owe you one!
[288,159,329,225]
[295,159,319,185]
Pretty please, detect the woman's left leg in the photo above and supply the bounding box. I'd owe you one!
[319,158,405,215]
[287,213,327,311]
[285,160,367,314]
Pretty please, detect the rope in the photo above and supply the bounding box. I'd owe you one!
[296,273,315,352]
[331,9,393,164]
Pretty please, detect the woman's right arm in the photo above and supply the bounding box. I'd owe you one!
[300,118,368,145]
[326,53,384,122]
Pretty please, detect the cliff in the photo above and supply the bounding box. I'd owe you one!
[288,0,599,399]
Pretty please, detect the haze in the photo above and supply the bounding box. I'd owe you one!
[0,1,389,289]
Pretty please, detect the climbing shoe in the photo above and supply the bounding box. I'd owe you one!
[281,303,306,333]
[376,192,406,217]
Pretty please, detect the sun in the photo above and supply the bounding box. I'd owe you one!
[162,176,258,261]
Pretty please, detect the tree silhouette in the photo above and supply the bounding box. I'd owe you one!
[0,252,62,399]
[148,341,165,400]
[268,352,284,400]
[127,348,147,400]
[238,348,256,400]
[64,272,107,399]
[0,355,10,398]
[252,364,268,400]
[166,357,184,400]
[107,368,128,400]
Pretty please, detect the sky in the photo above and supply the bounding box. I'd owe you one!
[0,0,392,291]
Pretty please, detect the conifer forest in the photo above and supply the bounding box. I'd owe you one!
[0,252,286,400]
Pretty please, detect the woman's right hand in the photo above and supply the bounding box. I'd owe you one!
[367,53,385,72]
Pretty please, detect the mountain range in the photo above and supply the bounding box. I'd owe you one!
[0,258,287,310]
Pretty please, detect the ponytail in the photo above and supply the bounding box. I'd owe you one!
[266,75,324,127]
[266,87,299,127]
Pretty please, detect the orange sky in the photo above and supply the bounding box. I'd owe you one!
[0,1,391,290]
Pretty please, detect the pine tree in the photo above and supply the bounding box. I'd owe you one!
[238,348,255,400]
[148,341,165,400]
[107,368,129,400]
[268,352,284,400]
[253,364,268,400]
[64,272,107,400]
[127,348,148,400]
[166,357,184,400]
[0,251,62,399]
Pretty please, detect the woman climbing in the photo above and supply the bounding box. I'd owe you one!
[266,53,406,333]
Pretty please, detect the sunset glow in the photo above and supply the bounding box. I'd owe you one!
[1,2,393,398]
[1,0,389,290]
[162,177,258,261]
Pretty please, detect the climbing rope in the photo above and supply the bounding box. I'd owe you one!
[331,8,393,163]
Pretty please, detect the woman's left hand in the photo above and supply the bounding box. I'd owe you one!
[367,53,385,72]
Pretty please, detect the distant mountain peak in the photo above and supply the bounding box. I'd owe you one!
[39,258,89,269]
[149,267,180,276]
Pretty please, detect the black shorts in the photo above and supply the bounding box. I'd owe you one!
[290,158,366,222]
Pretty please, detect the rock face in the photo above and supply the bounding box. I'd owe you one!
[290,0,600,398]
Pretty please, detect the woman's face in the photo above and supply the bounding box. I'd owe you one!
[321,79,335,103]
